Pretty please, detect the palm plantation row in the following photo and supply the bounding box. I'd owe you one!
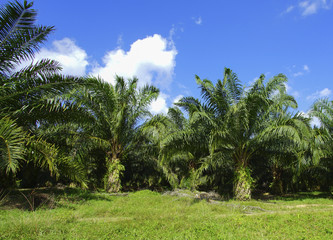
[1,1,332,200]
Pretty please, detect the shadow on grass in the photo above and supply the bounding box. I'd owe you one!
[275,191,333,201]
[0,187,115,211]
[251,191,333,202]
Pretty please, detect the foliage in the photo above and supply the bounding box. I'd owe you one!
[309,99,333,190]
[0,117,25,174]
[55,76,159,192]
[0,0,85,187]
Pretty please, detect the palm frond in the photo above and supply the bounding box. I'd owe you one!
[0,117,25,174]
[0,1,54,72]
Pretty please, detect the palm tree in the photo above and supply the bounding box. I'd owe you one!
[142,104,210,189]
[309,99,333,190]
[261,112,312,195]
[0,0,54,74]
[0,0,54,175]
[0,0,84,184]
[63,76,159,192]
[310,99,333,135]
[213,73,309,200]
[185,69,308,200]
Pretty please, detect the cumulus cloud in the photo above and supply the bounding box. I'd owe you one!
[303,64,310,72]
[34,38,89,76]
[148,93,184,115]
[319,88,332,97]
[26,35,178,114]
[300,111,321,127]
[149,92,169,114]
[91,34,177,89]
[173,95,184,105]
[310,116,321,127]
[307,88,332,100]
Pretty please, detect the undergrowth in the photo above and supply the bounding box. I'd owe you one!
[0,189,332,239]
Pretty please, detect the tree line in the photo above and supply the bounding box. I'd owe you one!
[1,1,332,200]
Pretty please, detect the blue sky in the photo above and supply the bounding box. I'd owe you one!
[32,0,332,116]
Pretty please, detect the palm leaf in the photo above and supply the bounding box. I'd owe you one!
[0,117,25,174]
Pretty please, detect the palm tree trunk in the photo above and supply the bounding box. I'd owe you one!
[234,165,252,200]
[270,165,283,195]
[105,157,124,193]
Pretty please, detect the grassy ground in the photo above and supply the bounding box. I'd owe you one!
[0,189,332,239]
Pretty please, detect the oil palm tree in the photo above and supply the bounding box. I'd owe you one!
[261,111,313,195]
[62,76,159,192]
[151,69,240,191]
[309,99,333,190]
[0,0,84,183]
[184,69,308,200]
[211,73,308,200]
[142,104,209,189]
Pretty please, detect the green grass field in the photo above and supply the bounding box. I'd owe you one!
[0,189,332,239]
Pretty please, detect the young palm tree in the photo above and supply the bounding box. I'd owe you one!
[261,112,312,195]
[142,104,209,189]
[211,73,308,200]
[184,69,308,200]
[309,99,333,190]
[63,76,159,192]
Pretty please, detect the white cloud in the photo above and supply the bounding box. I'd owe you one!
[289,64,310,77]
[282,5,295,14]
[293,91,300,98]
[194,17,202,25]
[284,83,291,92]
[310,116,321,127]
[293,71,304,77]
[282,1,332,16]
[34,38,89,76]
[285,83,300,98]
[172,95,184,105]
[149,92,169,114]
[307,87,332,100]
[287,5,295,13]
[300,111,321,127]
[116,34,123,47]
[91,34,177,89]
[319,88,332,97]
[148,93,184,115]
[300,1,318,15]
[299,0,332,16]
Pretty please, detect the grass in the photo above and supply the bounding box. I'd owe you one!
[0,189,332,239]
